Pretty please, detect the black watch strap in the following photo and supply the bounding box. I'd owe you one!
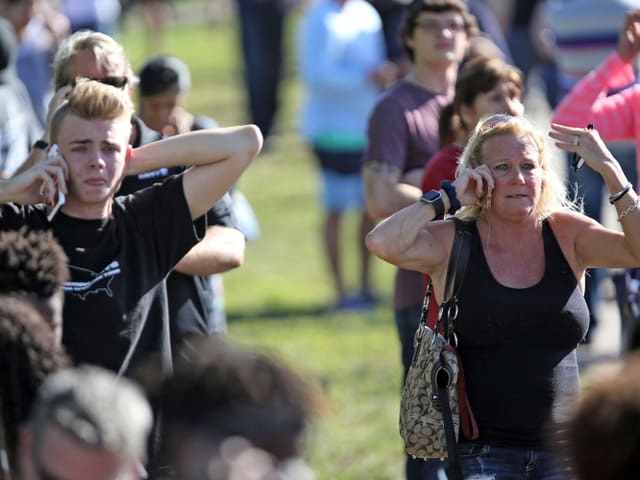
[32,140,49,151]
[420,190,445,219]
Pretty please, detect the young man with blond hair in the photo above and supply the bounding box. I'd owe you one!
[0,79,261,374]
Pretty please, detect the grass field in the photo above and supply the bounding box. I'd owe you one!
[120,5,406,479]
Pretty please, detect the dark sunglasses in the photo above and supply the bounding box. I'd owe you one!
[71,76,128,89]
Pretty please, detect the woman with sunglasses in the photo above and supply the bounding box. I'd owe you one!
[367,114,640,479]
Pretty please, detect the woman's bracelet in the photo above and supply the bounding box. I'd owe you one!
[440,180,461,215]
[609,183,632,205]
[618,197,640,222]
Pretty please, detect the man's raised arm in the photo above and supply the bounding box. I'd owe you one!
[127,125,263,220]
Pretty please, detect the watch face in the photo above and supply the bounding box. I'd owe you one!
[421,190,445,218]
[423,190,441,203]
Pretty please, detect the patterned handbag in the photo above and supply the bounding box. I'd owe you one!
[399,219,478,475]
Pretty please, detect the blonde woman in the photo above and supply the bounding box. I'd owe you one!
[367,114,640,478]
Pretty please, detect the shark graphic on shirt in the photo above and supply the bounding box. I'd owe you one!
[64,261,121,300]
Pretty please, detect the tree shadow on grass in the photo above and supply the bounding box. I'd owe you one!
[227,301,387,322]
[227,304,333,322]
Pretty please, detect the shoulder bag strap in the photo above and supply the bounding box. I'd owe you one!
[439,219,471,338]
[419,280,433,328]
[452,221,471,299]
[440,382,464,480]
[440,220,472,480]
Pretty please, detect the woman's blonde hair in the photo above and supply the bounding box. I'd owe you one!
[454,114,578,220]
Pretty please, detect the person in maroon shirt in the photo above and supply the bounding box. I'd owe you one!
[362,1,476,478]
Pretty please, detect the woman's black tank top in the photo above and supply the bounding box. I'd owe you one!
[455,218,589,448]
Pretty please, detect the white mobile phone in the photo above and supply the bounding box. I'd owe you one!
[47,189,65,222]
[48,144,59,160]
[46,144,65,222]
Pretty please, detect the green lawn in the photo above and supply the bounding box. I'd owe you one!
[120,6,405,479]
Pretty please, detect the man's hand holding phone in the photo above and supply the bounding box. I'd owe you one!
[46,144,66,222]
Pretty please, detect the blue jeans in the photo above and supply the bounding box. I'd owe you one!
[396,304,443,480]
[458,443,573,480]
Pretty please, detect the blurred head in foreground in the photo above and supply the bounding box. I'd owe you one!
[137,336,322,480]
[18,365,152,480]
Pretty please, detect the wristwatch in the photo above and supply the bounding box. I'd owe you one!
[32,140,49,151]
[420,190,445,218]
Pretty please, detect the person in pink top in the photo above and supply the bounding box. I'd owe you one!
[551,7,640,346]
[552,8,640,167]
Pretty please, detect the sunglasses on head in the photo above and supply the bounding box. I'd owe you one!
[71,76,128,89]
[477,113,515,131]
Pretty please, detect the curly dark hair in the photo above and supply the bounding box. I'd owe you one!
[0,227,68,299]
[566,353,640,480]
[0,296,70,472]
[135,336,323,465]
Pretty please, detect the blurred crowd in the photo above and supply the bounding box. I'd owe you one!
[4,1,640,480]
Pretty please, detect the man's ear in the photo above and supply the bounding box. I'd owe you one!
[119,145,135,182]
[403,34,415,53]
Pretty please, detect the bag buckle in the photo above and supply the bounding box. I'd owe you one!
[430,359,453,410]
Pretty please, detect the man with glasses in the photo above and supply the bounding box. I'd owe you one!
[361,1,475,479]
[14,31,139,176]
[17,365,152,480]
[50,30,152,150]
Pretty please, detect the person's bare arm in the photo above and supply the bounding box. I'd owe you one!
[173,225,245,276]
[363,161,423,220]
[617,8,640,63]
[0,154,67,206]
[127,125,262,220]
[366,163,492,274]
[366,201,449,274]
[7,148,47,179]
[550,123,640,268]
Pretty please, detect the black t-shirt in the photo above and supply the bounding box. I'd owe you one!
[119,116,239,341]
[0,175,205,374]
[456,219,589,448]
[117,166,237,341]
